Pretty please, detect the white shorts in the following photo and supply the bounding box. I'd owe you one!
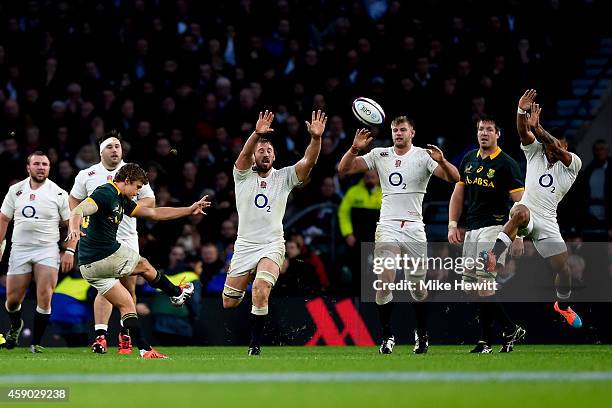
[374,220,427,282]
[117,236,139,253]
[228,240,285,277]
[462,225,506,281]
[8,244,60,275]
[514,203,567,259]
[79,244,141,294]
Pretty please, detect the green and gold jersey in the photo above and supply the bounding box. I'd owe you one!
[458,147,524,230]
[77,182,139,265]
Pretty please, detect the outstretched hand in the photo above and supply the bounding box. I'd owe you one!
[527,102,541,128]
[255,110,275,135]
[305,110,327,140]
[518,89,537,111]
[191,195,212,215]
[426,144,445,162]
[352,128,373,150]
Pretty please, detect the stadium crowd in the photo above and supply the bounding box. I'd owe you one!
[0,0,609,303]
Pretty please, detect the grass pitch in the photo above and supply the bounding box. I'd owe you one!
[0,345,610,407]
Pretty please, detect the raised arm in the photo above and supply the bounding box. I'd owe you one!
[235,111,275,171]
[295,110,327,182]
[517,89,537,146]
[133,195,211,221]
[337,128,373,176]
[529,103,573,166]
[429,145,460,182]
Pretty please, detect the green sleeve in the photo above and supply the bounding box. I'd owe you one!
[338,187,355,237]
[507,159,525,193]
[124,198,138,217]
[89,186,112,214]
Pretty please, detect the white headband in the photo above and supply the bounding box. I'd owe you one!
[99,137,120,155]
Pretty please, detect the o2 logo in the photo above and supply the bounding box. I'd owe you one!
[254,194,271,212]
[22,205,36,218]
[388,172,407,190]
[539,174,555,193]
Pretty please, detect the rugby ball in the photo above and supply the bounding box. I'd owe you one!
[351,97,385,127]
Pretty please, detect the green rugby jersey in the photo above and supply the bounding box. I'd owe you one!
[458,147,524,230]
[77,182,139,265]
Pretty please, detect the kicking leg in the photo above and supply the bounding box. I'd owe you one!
[135,257,193,306]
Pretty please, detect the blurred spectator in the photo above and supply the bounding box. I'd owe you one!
[338,170,382,246]
[578,139,611,240]
[276,239,323,296]
[151,248,202,346]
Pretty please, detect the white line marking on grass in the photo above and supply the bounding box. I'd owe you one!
[1,372,612,383]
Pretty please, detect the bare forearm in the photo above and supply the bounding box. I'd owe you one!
[438,160,460,182]
[68,214,83,234]
[534,124,557,145]
[0,219,9,244]
[149,206,191,221]
[303,137,322,167]
[338,148,359,176]
[449,189,464,223]
[236,131,261,168]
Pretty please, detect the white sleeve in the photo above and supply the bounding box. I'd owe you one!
[565,153,582,174]
[70,170,88,200]
[58,189,71,221]
[426,154,439,174]
[137,182,155,200]
[233,165,252,183]
[361,150,376,171]
[520,140,542,161]
[0,186,16,220]
[283,165,301,190]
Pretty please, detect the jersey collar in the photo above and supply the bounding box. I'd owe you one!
[477,147,502,160]
[108,180,121,195]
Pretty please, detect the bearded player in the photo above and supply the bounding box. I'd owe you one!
[222,110,327,355]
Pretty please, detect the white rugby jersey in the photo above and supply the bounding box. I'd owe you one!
[233,165,300,244]
[70,161,155,244]
[362,146,438,223]
[1,178,70,245]
[520,141,581,218]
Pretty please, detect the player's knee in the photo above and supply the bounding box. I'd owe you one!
[410,288,428,302]
[5,299,21,312]
[375,290,393,305]
[513,208,530,225]
[252,279,271,303]
[252,271,276,299]
[37,291,53,309]
[222,284,245,309]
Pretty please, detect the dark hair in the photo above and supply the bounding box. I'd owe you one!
[391,116,416,129]
[256,138,274,148]
[26,150,48,165]
[476,115,500,133]
[593,138,608,147]
[97,129,122,146]
[548,127,566,140]
[114,163,149,185]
